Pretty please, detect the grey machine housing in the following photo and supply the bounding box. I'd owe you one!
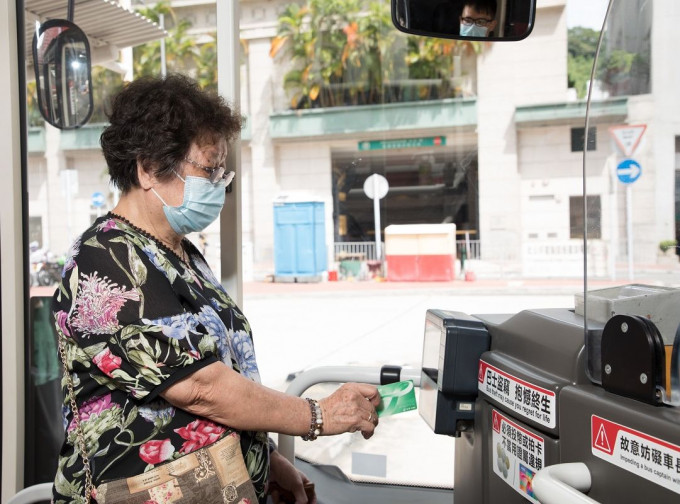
[419,299,680,503]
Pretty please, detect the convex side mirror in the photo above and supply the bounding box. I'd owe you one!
[33,19,93,129]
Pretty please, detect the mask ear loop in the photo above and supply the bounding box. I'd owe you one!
[151,187,169,206]
[152,170,186,205]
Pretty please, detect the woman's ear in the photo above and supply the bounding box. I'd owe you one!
[137,160,155,190]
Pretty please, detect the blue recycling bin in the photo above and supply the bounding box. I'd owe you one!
[273,200,327,282]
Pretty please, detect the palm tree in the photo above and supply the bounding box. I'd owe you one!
[133,1,199,78]
[196,35,218,92]
[406,37,480,100]
[270,2,320,108]
[271,0,481,109]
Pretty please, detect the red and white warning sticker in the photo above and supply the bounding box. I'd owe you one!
[592,415,680,495]
[492,409,545,504]
[478,360,556,428]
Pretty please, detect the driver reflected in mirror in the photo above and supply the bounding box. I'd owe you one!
[393,0,533,41]
[459,0,497,37]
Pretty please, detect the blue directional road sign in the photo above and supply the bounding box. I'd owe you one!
[91,191,105,208]
[616,159,641,184]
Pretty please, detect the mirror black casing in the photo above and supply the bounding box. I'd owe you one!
[33,18,93,129]
[391,0,536,42]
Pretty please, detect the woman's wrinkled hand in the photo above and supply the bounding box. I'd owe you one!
[268,450,317,504]
[319,383,380,439]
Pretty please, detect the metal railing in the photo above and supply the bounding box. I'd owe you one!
[334,240,481,262]
[279,366,421,462]
[334,242,382,262]
[456,239,481,260]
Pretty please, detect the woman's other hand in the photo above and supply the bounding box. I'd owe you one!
[268,450,317,504]
[319,383,380,439]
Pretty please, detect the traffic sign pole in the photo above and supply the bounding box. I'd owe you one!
[363,173,389,262]
[613,160,641,280]
[373,176,382,260]
[626,185,634,280]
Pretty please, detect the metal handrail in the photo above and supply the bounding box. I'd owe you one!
[279,366,421,462]
[7,483,53,504]
[533,463,601,504]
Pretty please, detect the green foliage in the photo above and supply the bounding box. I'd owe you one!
[567,27,599,99]
[133,1,199,78]
[271,0,480,109]
[568,25,650,98]
[196,36,218,92]
[90,67,124,123]
[26,81,43,127]
[659,240,677,253]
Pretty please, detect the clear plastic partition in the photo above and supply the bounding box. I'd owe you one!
[581,0,680,404]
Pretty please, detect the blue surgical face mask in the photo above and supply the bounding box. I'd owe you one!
[152,172,226,235]
[460,24,488,37]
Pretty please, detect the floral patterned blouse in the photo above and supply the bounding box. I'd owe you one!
[51,214,269,503]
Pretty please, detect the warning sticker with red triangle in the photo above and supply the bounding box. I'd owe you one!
[592,416,614,455]
[591,415,680,495]
[492,409,501,433]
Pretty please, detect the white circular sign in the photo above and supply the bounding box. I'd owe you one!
[363,173,389,200]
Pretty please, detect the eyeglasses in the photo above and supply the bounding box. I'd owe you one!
[184,157,235,186]
[460,16,493,27]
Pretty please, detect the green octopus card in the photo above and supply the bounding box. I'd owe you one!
[376,380,417,417]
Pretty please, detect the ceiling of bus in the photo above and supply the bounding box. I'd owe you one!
[24,0,166,67]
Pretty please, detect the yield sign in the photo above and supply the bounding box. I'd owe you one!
[609,124,647,157]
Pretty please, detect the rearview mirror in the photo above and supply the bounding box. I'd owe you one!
[32,19,93,129]
[391,0,535,41]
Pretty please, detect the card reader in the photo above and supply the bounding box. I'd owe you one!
[419,309,490,436]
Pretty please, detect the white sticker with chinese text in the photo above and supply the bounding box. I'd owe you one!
[478,360,556,428]
[492,409,545,504]
[592,415,680,495]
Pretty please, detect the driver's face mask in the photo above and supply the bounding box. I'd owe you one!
[460,24,488,37]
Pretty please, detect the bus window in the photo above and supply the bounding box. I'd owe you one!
[12,0,678,501]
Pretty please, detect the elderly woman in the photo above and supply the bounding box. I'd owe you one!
[52,75,380,504]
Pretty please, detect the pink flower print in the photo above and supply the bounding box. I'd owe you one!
[97,218,119,233]
[62,236,81,274]
[55,310,71,338]
[71,272,140,335]
[174,419,225,454]
[139,439,175,465]
[67,393,117,432]
[93,348,122,377]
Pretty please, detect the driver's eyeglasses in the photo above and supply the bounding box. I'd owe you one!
[461,16,492,27]
[184,157,235,186]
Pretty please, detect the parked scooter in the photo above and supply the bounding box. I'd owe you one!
[29,242,64,287]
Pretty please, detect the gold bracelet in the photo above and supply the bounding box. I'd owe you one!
[301,398,323,441]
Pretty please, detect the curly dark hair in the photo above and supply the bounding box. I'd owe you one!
[101,74,244,193]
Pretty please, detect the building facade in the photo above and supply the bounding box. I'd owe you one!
[27,0,679,281]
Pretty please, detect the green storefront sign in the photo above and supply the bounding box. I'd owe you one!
[358,136,446,151]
